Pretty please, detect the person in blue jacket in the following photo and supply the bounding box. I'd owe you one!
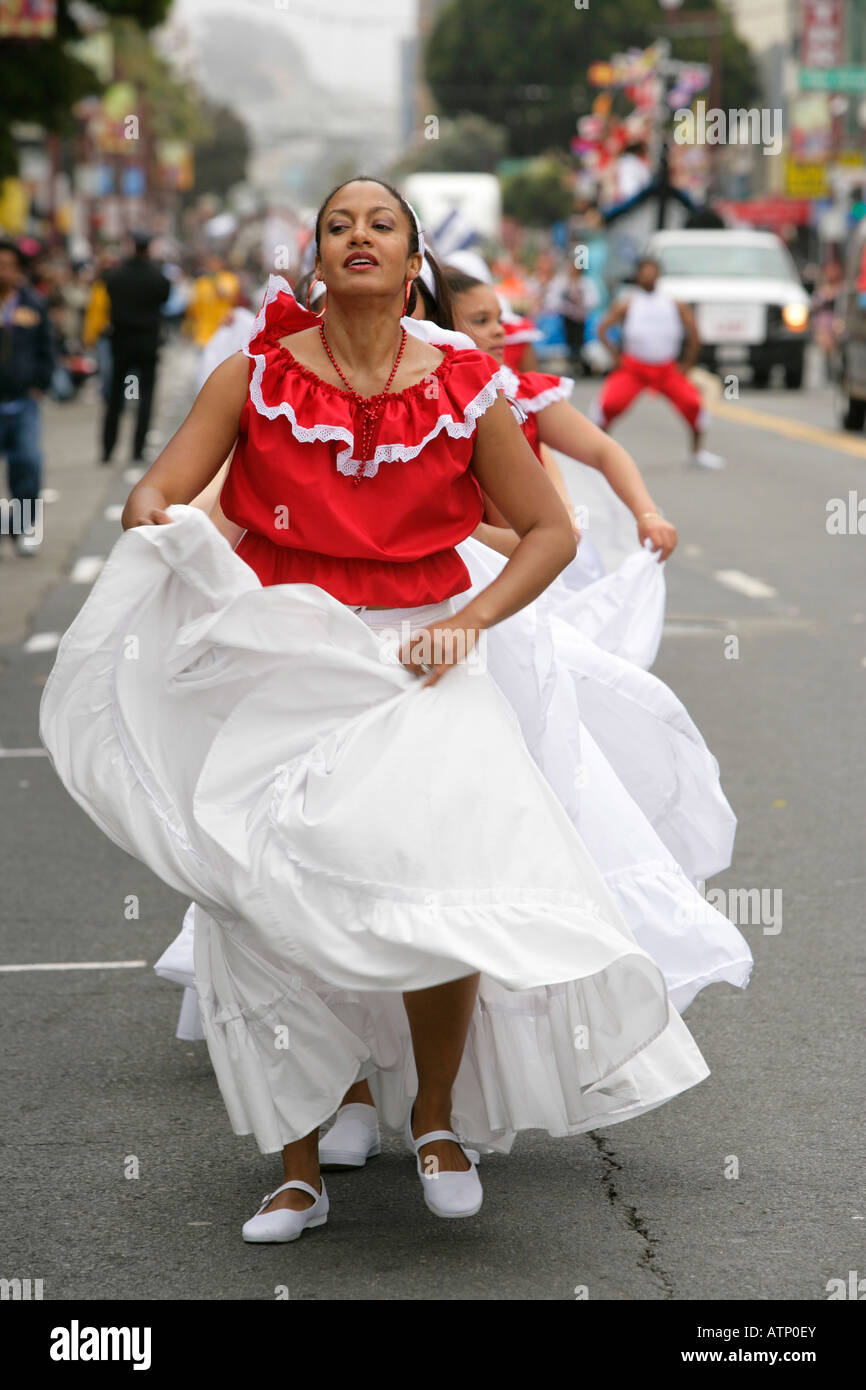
[0,238,55,556]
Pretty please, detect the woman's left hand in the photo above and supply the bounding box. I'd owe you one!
[638,513,678,562]
[399,618,483,688]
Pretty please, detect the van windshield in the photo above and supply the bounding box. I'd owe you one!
[656,243,797,280]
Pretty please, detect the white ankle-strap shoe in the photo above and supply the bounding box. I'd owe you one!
[318,1103,381,1170]
[241,1179,328,1243]
[405,1113,483,1219]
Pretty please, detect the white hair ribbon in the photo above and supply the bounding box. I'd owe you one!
[406,200,426,258]
[418,253,437,300]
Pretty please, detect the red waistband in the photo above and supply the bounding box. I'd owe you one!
[235,531,473,607]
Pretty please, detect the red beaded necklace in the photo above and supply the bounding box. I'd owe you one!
[318,319,408,486]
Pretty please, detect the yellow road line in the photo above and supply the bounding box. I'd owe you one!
[708,398,866,459]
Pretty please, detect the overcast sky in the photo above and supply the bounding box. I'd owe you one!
[173,0,418,99]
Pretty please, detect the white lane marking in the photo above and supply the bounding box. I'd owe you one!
[23,631,60,652]
[123,466,145,483]
[40,488,59,503]
[70,555,104,584]
[683,543,702,558]
[662,624,722,637]
[104,503,124,521]
[712,569,778,599]
[0,748,49,757]
[0,960,147,972]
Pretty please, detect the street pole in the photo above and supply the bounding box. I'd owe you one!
[656,9,726,196]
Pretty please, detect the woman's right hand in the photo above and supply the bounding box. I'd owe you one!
[121,484,174,530]
[122,503,174,530]
[126,508,173,528]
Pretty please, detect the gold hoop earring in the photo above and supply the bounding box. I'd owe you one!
[306,278,325,314]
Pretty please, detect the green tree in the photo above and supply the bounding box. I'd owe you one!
[391,113,507,176]
[0,1,171,178]
[191,102,251,202]
[425,0,758,158]
[112,18,210,144]
[501,160,574,226]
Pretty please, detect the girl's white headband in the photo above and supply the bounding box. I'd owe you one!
[418,254,437,300]
[406,200,425,258]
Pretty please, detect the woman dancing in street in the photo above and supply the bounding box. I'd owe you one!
[42,178,734,1243]
[308,253,751,1171]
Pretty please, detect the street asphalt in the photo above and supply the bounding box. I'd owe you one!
[1,344,863,1302]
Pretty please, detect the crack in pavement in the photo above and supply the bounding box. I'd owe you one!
[588,1130,675,1299]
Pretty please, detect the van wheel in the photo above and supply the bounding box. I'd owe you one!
[752,367,770,388]
[784,358,804,390]
[843,397,866,431]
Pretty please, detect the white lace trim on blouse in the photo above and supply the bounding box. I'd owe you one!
[243,275,514,479]
[499,363,575,414]
[521,378,575,413]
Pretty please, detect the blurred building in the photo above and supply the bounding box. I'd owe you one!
[716,1,866,255]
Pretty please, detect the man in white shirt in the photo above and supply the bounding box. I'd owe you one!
[593,257,725,469]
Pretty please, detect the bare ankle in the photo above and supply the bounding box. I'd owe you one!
[412,1094,453,1134]
[340,1079,375,1107]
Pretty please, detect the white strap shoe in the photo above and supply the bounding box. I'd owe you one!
[318,1103,381,1170]
[405,1113,483,1219]
[241,1179,328,1243]
[689,448,726,470]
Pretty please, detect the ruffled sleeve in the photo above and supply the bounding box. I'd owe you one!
[511,368,575,414]
[502,314,543,345]
[242,274,319,356]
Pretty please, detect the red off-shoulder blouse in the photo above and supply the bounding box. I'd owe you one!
[500,364,575,462]
[220,277,512,607]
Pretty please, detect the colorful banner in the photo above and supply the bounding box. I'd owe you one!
[155,140,194,192]
[90,83,140,154]
[790,92,832,163]
[785,159,830,199]
[0,0,56,38]
[800,0,845,70]
[717,198,813,229]
[667,65,711,111]
[588,42,667,88]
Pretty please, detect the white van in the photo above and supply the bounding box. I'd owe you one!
[646,229,811,389]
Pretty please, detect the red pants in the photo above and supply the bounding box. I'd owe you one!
[597,354,704,430]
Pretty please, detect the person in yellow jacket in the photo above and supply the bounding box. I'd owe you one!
[183,254,240,347]
[83,250,119,403]
[82,276,109,346]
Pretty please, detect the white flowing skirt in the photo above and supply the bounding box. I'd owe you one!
[41,506,725,1155]
[160,535,748,1037]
